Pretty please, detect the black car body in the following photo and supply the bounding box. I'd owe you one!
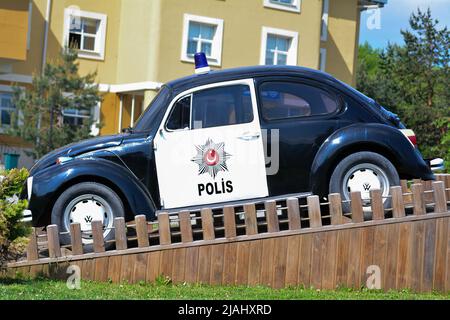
[24,66,438,241]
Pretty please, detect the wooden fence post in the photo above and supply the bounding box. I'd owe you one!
[265,200,279,233]
[307,195,322,228]
[179,211,193,243]
[433,181,447,213]
[158,212,171,245]
[223,206,237,238]
[244,203,258,235]
[91,220,105,253]
[350,191,364,223]
[46,224,61,258]
[400,180,411,204]
[424,180,433,203]
[286,198,301,230]
[445,174,450,201]
[329,193,344,225]
[201,208,215,240]
[135,215,150,248]
[370,189,384,220]
[436,174,450,201]
[26,227,39,261]
[390,186,405,218]
[114,217,128,250]
[411,183,425,216]
[70,223,83,255]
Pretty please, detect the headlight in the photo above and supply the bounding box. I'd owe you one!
[27,176,33,201]
[56,156,73,164]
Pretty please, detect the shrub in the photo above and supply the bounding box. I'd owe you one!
[0,168,30,269]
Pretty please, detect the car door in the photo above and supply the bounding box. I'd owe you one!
[154,79,268,209]
[256,78,342,196]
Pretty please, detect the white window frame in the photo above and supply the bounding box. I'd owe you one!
[263,0,301,13]
[260,27,298,66]
[62,108,90,124]
[180,14,224,67]
[321,0,329,41]
[319,48,327,72]
[0,92,16,128]
[63,7,107,60]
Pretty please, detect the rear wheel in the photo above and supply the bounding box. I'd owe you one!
[51,182,125,251]
[329,151,400,215]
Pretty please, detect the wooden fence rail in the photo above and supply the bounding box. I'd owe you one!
[5,174,450,293]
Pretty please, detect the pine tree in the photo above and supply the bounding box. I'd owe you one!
[11,49,101,159]
[356,8,449,162]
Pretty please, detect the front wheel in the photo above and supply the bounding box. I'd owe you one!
[329,151,400,215]
[51,182,125,251]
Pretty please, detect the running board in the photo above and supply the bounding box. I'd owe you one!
[158,192,313,215]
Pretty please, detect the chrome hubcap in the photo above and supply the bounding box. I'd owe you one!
[342,163,390,209]
[63,194,113,244]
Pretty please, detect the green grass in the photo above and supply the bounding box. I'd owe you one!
[0,277,449,300]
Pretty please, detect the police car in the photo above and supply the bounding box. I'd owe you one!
[23,53,442,246]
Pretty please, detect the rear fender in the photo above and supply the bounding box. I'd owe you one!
[310,123,433,197]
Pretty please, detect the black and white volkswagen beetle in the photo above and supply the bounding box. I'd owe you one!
[23,53,442,246]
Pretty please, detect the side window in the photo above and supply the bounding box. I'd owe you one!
[166,95,191,130]
[259,82,338,120]
[191,85,253,129]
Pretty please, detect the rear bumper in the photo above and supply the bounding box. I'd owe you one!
[426,158,445,172]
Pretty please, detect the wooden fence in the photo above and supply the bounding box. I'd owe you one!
[4,174,450,292]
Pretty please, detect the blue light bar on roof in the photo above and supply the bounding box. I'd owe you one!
[194,52,210,74]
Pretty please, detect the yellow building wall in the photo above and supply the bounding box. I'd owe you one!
[45,0,122,85]
[156,0,323,83]
[115,0,161,85]
[99,92,119,136]
[0,0,29,61]
[321,0,360,85]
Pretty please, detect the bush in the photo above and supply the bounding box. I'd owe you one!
[0,168,30,269]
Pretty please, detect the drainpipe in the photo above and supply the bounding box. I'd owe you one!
[130,94,135,127]
[118,95,123,133]
[41,0,52,73]
[36,0,51,144]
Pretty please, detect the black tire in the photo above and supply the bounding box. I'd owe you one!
[51,182,124,252]
[329,151,400,215]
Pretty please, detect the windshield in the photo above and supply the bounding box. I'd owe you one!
[134,86,170,131]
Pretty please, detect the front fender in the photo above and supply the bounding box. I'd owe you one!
[29,158,157,226]
[310,123,434,197]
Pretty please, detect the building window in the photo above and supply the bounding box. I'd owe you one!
[260,27,298,66]
[63,108,91,126]
[263,0,301,13]
[319,48,327,71]
[181,14,224,66]
[0,93,15,127]
[321,0,329,41]
[63,8,107,60]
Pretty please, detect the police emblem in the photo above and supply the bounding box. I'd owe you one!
[191,138,231,178]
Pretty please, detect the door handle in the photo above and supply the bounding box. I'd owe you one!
[238,132,261,141]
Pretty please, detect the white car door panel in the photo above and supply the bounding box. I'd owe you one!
[154,79,268,209]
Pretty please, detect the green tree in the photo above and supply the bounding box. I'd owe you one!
[0,169,30,269]
[356,42,382,101]
[357,8,449,162]
[11,49,101,159]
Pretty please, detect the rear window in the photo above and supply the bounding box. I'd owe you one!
[259,82,338,121]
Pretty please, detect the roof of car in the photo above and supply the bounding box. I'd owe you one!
[165,65,337,93]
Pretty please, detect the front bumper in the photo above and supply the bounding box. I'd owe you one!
[426,158,445,172]
[20,176,33,223]
[22,209,32,223]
